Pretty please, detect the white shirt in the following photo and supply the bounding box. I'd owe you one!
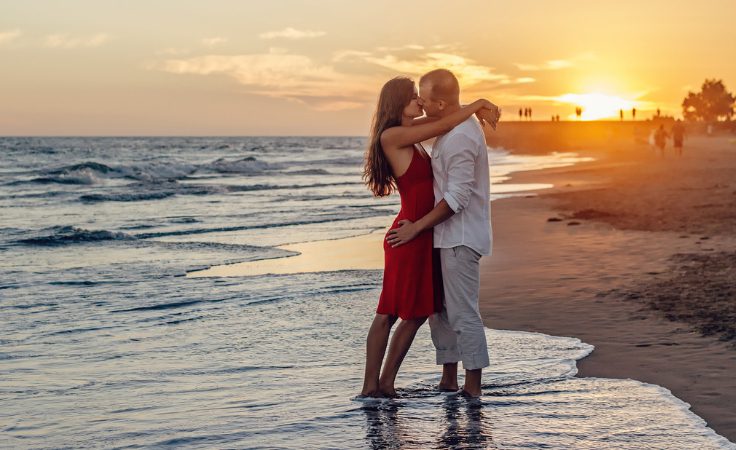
[430,117,492,256]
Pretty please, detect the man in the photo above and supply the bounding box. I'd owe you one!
[387,69,496,398]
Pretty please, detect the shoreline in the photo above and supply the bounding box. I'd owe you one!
[188,231,385,277]
[481,136,736,442]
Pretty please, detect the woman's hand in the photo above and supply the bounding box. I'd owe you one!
[387,220,419,247]
[476,102,501,130]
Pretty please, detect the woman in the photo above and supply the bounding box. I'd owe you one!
[360,77,496,397]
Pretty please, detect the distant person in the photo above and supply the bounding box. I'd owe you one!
[556,114,560,122]
[519,108,523,120]
[654,124,668,156]
[620,109,624,121]
[529,108,533,121]
[361,75,499,398]
[632,107,637,120]
[656,108,661,118]
[672,120,685,156]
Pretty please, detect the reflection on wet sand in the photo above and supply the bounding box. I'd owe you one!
[361,393,495,449]
[438,395,496,449]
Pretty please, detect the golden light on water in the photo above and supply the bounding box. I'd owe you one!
[557,93,638,121]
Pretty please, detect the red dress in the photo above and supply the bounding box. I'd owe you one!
[376,145,443,319]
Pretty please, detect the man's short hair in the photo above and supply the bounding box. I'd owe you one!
[419,69,460,104]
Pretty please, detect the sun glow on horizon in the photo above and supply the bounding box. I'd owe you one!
[557,93,638,121]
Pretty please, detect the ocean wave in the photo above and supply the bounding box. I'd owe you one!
[20,156,282,189]
[133,211,387,239]
[35,162,119,185]
[111,298,209,313]
[168,217,200,224]
[77,181,226,203]
[204,156,278,174]
[149,241,298,255]
[47,161,117,175]
[17,226,136,246]
[79,191,176,202]
[73,180,365,205]
[33,161,200,185]
[227,181,363,193]
[285,169,332,176]
[275,193,372,202]
[118,162,198,183]
[310,156,363,167]
[47,280,130,287]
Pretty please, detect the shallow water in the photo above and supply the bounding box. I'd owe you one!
[1,137,732,449]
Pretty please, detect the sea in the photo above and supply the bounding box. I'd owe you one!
[1,136,733,449]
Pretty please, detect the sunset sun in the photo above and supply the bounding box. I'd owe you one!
[558,92,638,120]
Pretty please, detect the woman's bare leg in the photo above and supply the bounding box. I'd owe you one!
[361,314,397,396]
[379,317,427,396]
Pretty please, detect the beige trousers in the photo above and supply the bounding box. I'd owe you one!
[429,246,490,370]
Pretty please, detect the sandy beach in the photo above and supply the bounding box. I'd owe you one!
[482,124,736,441]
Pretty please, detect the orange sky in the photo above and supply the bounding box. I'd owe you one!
[1,0,734,135]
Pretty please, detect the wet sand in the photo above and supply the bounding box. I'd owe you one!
[189,231,384,277]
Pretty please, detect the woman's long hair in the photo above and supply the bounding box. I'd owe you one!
[363,77,415,197]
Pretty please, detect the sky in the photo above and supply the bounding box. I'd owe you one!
[1,0,734,135]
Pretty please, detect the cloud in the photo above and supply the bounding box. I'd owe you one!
[513,77,536,84]
[332,49,372,62]
[44,33,109,49]
[375,44,425,52]
[515,59,573,71]
[157,52,371,111]
[156,46,523,111]
[0,29,21,45]
[360,51,510,86]
[294,98,365,112]
[514,53,596,72]
[156,47,190,56]
[259,27,326,40]
[202,37,228,47]
[160,54,337,91]
[332,46,523,88]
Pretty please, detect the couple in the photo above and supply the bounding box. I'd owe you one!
[361,69,498,398]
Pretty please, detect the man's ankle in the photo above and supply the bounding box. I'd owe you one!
[438,380,458,389]
[463,368,483,395]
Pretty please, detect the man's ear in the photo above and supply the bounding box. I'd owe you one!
[437,100,446,111]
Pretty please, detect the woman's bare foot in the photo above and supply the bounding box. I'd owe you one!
[379,384,397,398]
[359,389,383,398]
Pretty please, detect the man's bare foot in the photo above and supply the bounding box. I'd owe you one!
[438,382,459,392]
[459,385,482,398]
